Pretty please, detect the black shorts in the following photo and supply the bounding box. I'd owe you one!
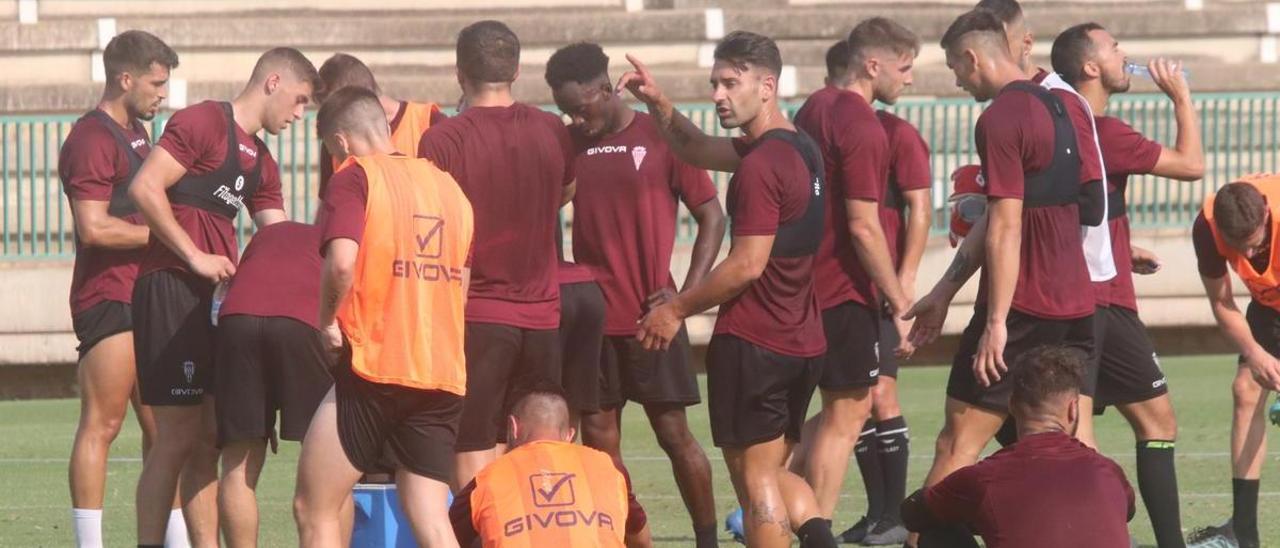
[133,270,215,406]
[706,334,821,448]
[1094,306,1168,408]
[946,307,1095,413]
[335,357,462,483]
[214,315,334,447]
[456,322,561,451]
[819,301,881,390]
[599,328,701,409]
[560,282,605,414]
[1244,300,1280,361]
[73,300,132,358]
[879,306,900,379]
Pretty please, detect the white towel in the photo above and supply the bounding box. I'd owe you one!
[1039,72,1117,283]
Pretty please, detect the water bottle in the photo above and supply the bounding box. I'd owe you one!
[1125,60,1190,81]
[211,281,229,327]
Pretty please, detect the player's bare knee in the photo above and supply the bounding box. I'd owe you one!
[1232,373,1264,409]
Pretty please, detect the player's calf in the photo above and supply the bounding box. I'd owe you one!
[218,440,267,548]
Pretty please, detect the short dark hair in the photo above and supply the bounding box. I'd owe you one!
[249,47,321,91]
[974,0,1024,25]
[1050,22,1104,86]
[457,20,520,84]
[316,86,384,139]
[545,42,610,90]
[1215,182,1270,244]
[825,40,850,80]
[1009,345,1086,413]
[846,17,921,71]
[102,30,179,86]
[713,30,782,77]
[318,53,379,100]
[940,9,1009,56]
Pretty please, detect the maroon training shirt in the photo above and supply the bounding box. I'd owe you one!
[59,110,151,315]
[1094,116,1163,311]
[218,221,322,329]
[140,101,284,277]
[558,261,595,284]
[418,104,574,330]
[713,132,826,358]
[793,87,888,309]
[569,111,718,335]
[924,431,1135,548]
[876,110,932,266]
[975,83,1093,320]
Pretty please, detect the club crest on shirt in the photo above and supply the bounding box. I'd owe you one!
[632,146,647,171]
[182,360,195,384]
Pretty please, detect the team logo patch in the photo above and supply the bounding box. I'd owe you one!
[873,341,880,362]
[1152,352,1162,371]
[975,172,986,188]
[182,360,195,385]
[529,472,576,508]
[413,215,444,259]
[234,175,245,192]
[631,146,647,171]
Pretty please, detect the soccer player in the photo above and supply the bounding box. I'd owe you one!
[128,47,316,547]
[544,42,725,547]
[622,32,837,547]
[1186,176,1280,548]
[315,53,446,190]
[901,345,1136,548]
[213,220,333,546]
[417,20,576,487]
[58,30,183,548]
[293,86,474,547]
[904,10,1101,545]
[789,18,917,531]
[450,381,650,547]
[1052,23,1204,548]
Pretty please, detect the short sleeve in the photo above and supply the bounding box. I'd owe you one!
[249,144,285,214]
[417,120,462,176]
[548,114,576,185]
[1098,118,1162,176]
[922,463,986,525]
[976,111,1027,200]
[319,164,370,251]
[157,104,221,171]
[728,156,782,237]
[833,101,888,201]
[429,105,448,126]
[1192,212,1229,278]
[890,123,932,192]
[1054,90,1104,185]
[60,125,124,202]
[673,155,718,208]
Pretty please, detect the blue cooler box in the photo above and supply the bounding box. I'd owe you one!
[351,483,454,548]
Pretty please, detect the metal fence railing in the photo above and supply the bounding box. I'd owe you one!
[4,92,1278,260]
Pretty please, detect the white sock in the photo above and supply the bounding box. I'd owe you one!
[164,508,190,548]
[71,508,103,548]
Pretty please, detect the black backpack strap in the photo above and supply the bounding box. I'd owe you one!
[85,110,144,217]
[754,129,826,258]
[1001,82,1081,209]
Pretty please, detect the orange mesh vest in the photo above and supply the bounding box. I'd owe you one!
[335,154,473,394]
[471,440,628,548]
[1204,176,1280,311]
[330,101,440,172]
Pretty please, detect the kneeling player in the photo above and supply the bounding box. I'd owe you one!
[293,87,474,547]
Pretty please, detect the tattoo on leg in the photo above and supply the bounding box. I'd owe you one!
[748,500,784,528]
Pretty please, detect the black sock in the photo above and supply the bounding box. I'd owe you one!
[694,522,719,548]
[855,421,885,520]
[1233,478,1261,548]
[877,416,910,523]
[1135,440,1184,548]
[797,518,837,548]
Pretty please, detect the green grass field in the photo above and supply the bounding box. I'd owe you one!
[1,355,1277,546]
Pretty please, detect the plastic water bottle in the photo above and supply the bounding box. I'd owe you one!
[1269,398,1280,426]
[1125,60,1189,81]
[210,281,229,327]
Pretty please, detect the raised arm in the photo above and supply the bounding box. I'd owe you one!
[616,54,741,172]
[1148,59,1204,181]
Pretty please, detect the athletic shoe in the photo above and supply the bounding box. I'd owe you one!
[725,507,745,544]
[1186,519,1240,548]
[837,515,876,544]
[860,518,908,545]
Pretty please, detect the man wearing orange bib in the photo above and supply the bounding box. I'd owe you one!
[1191,175,1280,548]
[450,381,649,548]
[315,53,446,192]
[293,87,474,547]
